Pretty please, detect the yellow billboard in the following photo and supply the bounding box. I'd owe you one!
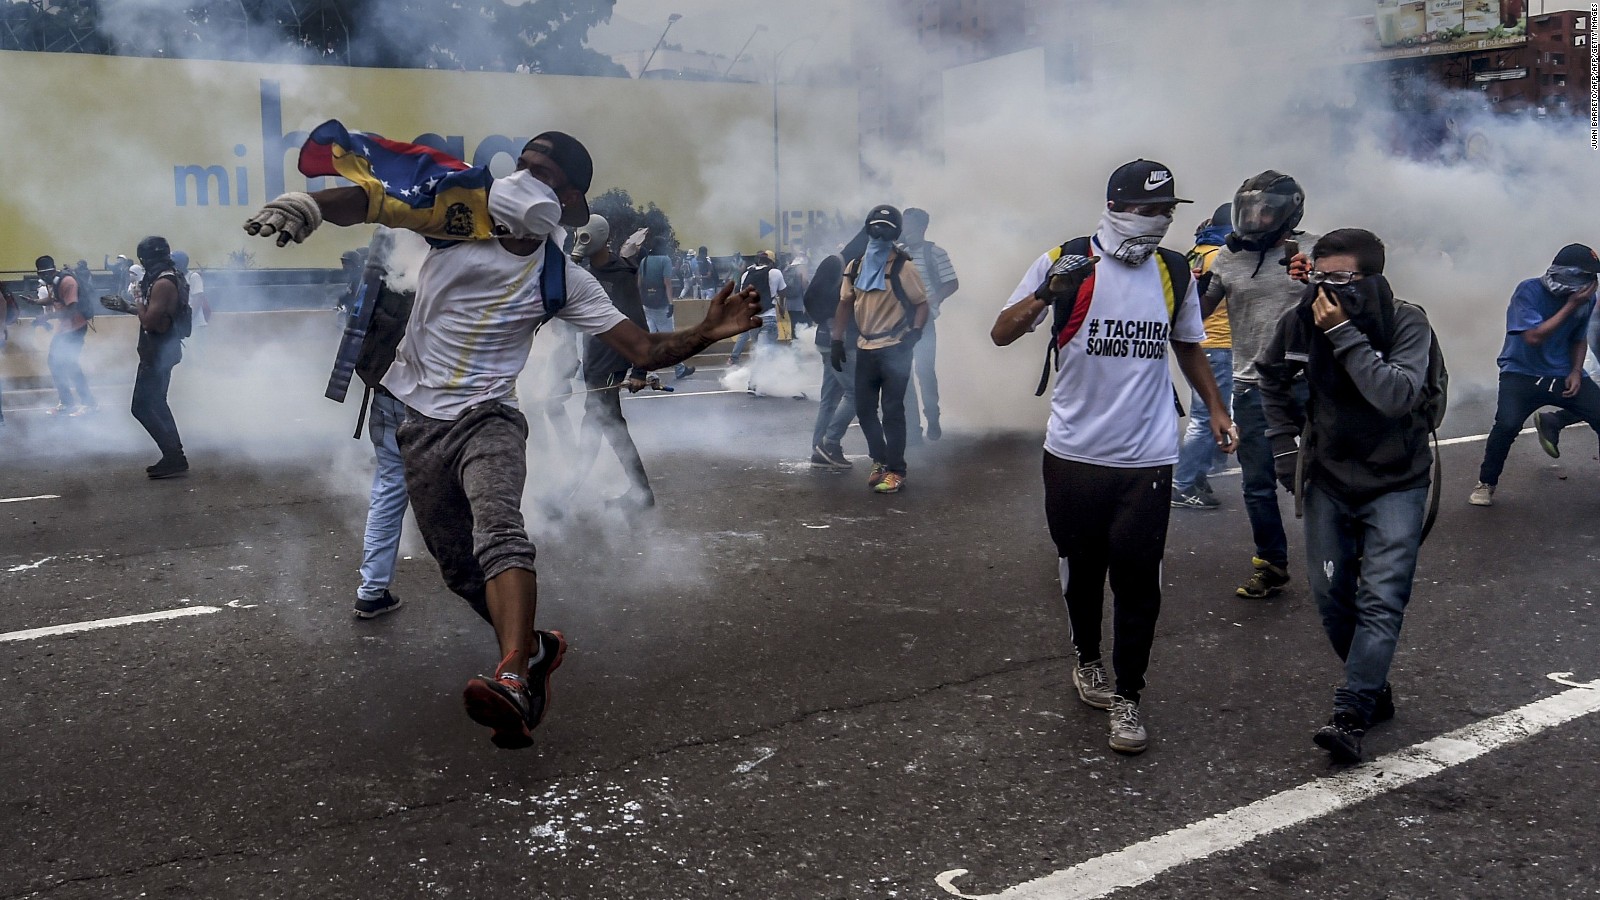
[0,51,859,272]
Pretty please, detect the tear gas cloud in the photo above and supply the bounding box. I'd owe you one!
[8,0,1593,485]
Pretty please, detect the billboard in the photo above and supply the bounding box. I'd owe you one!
[1352,0,1528,62]
[0,51,859,272]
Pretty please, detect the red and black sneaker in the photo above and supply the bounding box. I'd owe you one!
[462,631,567,750]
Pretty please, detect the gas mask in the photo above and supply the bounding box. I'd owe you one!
[489,170,563,239]
[571,214,610,262]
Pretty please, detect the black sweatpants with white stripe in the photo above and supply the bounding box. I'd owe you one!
[1042,452,1171,704]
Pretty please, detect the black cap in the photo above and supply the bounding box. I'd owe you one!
[1552,243,1600,274]
[526,131,593,222]
[865,204,902,231]
[35,255,55,271]
[1107,159,1192,206]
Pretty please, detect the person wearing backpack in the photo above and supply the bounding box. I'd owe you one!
[899,207,958,444]
[343,227,422,619]
[832,205,927,494]
[243,123,760,749]
[990,160,1234,755]
[804,249,854,468]
[1260,229,1438,764]
[1204,173,1320,601]
[730,251,786,393]
[103,236,192,479]
[638,238,695,381]
[33,255,97,417]
[1469,244,1600,506]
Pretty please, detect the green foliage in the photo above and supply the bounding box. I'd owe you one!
[590,188,677,257]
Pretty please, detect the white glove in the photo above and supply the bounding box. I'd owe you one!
[243,192,324,246]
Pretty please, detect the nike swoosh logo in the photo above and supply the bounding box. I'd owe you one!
[1144,173,1172,190]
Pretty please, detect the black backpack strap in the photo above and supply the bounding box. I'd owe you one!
[1037,237,1093,397]
[352,385,372,440]
[1421,431,1442,545]
[534,238,568,334]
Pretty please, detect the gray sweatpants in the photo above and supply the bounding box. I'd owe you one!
[396,401,537,621]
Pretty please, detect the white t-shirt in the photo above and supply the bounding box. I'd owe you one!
[1003,247,1206,468]
[187,271,206,327]
[763,268,787,322]
[383,239,628,420]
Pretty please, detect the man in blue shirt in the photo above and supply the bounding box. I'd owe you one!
[1470,243,1600,506]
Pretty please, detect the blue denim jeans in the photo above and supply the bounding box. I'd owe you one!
[359,391,410,601]
[904,320,939,436]
[856,341,914,474]
[644,305,692,378]
[729,318,778,364]
[1173,348,1233,493]
[812,342,856,452]
[1233,381,1306,569]
[1303,483,1427,723]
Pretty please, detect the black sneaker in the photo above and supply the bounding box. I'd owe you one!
[353,590,404,619]
[810,444,853,469]
[147,454,189,480]
[676,364,697,380]
[1171,487,1221,510]
[1313,711,1366,763]
[1236,557,1290,599]
[926,419,942,441]
[1371,684,1396,724]
[463,631,565,749]
[1534,411,1561,459]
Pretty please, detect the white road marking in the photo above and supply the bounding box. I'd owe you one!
[734,747,778,774]
[0,494,62,504]
[935,673,1600,900]
[6,556,56,573]
[627,388,748,401]
[0,606,222,643]
[1206,429,1522,480]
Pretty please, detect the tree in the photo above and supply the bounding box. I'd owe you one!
[589,188,677,258]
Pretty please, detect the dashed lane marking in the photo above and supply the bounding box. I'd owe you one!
[0,606,222,643]
[0,494,62,504]
[935,672,1600,900]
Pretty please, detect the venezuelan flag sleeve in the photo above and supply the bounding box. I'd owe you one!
[298,120,497,242]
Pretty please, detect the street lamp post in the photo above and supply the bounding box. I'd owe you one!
[772,36,818,256]
[639,13,682,79]
[722,24,767,79]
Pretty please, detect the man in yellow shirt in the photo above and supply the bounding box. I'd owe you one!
[1172,203,1234,509]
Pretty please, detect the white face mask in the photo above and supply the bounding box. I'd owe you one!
[1097,209,1174,265]
[488,170,563,239]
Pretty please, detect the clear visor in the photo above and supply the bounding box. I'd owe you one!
[1233,190,1298,237]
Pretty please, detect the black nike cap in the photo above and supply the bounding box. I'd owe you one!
[1107,159,1192,205]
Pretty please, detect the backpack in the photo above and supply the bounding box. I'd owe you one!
[842,252,917,341]
[1401,300,1449,542]
[145,269,191,337]
[1035,237,1192,399]
[55,273,97,322]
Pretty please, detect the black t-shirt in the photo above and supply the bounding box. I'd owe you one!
[586,259,647,381]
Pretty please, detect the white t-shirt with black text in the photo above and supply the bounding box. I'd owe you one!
[1003,248,1206,468]
[383,238,628,420]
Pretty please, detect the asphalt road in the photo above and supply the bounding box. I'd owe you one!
[2,372,1597,899]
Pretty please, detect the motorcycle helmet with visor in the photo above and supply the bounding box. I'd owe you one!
[1231,171,1304,248]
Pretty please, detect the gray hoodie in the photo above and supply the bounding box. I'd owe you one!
[1204,232,1320,385]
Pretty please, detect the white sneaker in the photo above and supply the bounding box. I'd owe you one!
[1108,696,1148,755]
[1468,482,1495,507]
[1072,660,1114,710]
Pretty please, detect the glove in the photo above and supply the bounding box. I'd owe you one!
[1033,254,1097,302]
[1271,435,1299,494]
[243,192,324,247]
[830,339,847,372]
[100,294,134,314]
